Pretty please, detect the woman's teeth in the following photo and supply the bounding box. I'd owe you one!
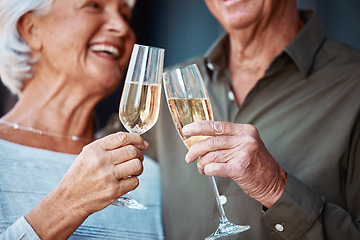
[90,44,119,59]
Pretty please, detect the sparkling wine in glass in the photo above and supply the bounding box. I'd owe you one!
[163,64,250,239]
[112,44,164,209]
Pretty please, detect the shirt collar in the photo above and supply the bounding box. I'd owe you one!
[284,10,326,77]
[205,33,229,74]
[205,10,326,78]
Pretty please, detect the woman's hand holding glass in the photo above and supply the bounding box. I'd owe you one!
[25,132,148,238]
[60,132,148,214]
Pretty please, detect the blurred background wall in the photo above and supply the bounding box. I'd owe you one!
[131,0,360,67]
[1,0,359,129]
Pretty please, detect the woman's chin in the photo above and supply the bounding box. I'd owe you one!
[100,78,122,93]
[84,74,121,95]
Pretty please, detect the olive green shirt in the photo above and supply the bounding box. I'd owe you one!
[98,10,360,240]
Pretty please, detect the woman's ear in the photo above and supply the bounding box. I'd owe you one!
[17,12,42,51]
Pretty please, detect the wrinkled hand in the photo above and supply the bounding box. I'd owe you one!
[183,121,287,208]
[55,132,148,218]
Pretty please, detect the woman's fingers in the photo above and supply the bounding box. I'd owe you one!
[107,144,144,179]
[56,132,148,215]
[114,158,143,179]
[115,176,140,197]
[107,144,144,165]
[96,131,148,151]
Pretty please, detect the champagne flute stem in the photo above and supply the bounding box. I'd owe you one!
[208,176,227,222]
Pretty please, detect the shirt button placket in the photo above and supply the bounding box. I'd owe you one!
[275,223,284,232]
[206,62,215,71]
[219,195,227,205]
[228,91,235,101]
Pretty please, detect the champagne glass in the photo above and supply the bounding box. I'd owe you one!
[112,44,164,209]
[163,64,250,239]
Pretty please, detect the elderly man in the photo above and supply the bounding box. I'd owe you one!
[101,0,360,239]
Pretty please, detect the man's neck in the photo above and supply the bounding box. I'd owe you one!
[228,1,302,106]
[229,1,301,71]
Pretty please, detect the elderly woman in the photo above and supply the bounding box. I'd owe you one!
[0,0,163,239]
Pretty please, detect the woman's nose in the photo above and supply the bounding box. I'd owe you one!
[106,12,131,36]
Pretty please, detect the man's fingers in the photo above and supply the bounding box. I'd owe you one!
[183,121,246,137]
[203,162,234,178]
[185,135,237,163]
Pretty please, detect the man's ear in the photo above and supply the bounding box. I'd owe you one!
[17,12,42,51]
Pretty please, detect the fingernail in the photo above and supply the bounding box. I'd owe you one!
[184,154,190,163]
[182,124,189,133]
[144,141,149,148]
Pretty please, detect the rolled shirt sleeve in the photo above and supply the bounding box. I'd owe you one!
[0,217,40,240]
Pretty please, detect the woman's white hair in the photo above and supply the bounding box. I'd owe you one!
[0,0,53,95]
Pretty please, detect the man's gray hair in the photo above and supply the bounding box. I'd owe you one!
[0,0,53,95]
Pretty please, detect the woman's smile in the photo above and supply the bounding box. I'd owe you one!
[89,43,121,60]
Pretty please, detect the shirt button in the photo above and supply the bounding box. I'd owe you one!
[228,91,235,101]
[206,62,215,71]
[275,224,284,232]
[219,195,227,205]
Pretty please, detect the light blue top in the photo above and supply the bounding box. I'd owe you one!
[0,139,164,239]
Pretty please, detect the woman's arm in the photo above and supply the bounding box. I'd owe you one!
[22,132,148,240]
